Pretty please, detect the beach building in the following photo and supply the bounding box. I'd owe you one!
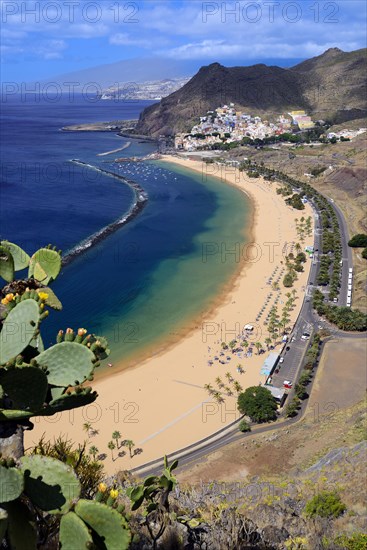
[267,385,286,405]
[260,352,280,377]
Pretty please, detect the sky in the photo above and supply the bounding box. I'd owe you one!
[1,0,366,82]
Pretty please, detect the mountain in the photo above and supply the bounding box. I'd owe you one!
[39,57,200,90]
[136,48,367,137]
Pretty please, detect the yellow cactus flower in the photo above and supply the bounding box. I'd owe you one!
[109,489,119,500]
[66,328,73,334]
[38,292,49,301]
[78,328,87,336]
[98,483,107,493]
[5,293,14,301]
[1,297,9,305]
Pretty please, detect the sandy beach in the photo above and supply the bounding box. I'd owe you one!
[26,155,314,474]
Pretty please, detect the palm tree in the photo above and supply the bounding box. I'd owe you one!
[112,431,121,449]
[89,445,99,461]
[225,372,233,382]
[233,381,242,393]
[295,242,301,254]
[204,383,214,394]
[215,376,223,387]
[255,342,263,355]
[83,422,92,437]
[124,440,135,458]
[225,386,233,396]
[265,337,272,350]
[107,441,116,461]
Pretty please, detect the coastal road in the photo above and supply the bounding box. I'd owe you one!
[130,182,364,479]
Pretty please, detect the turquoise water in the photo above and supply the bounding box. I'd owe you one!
[1,97,251,369]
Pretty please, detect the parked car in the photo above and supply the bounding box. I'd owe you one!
[283,380,293,389]
[279,357,284,364]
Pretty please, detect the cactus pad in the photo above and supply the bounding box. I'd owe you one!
[0,366,48,411]
[36,287,62,310]
[43,389,97,414]
[3,500,37,550]
[0,508,7,541]
[0,245,15,283]
[0,241,30,271]
[36,341,95,387]
[75,499,131,550]
[28,248,61,284]
[59,512,93,549]
[0,299,40,364]
[20,455,81,515]
[0,409,32,421]
[0,465,24,502]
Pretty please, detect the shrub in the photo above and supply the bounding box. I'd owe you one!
[362,248,367,260]
[334,533,367,550]
[304,491,346,518]
[348,234,367,248]
[283,273,294,287]
[238,419,251,432]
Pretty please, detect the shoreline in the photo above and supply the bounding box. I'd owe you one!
[26,156,314,474]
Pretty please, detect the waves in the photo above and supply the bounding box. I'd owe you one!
[62,160,148,266]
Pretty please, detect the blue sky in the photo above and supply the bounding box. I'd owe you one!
[1,0,366,81]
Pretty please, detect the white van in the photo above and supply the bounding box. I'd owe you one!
[348,285,352,291]
[349,267,353,274]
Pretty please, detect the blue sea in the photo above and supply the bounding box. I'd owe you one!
[0,95,250,368]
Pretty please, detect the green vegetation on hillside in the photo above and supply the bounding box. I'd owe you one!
[348,234,367,247]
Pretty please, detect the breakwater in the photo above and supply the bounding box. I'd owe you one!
[62,160,148,266]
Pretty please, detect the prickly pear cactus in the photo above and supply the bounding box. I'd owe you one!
[43,388,97,414]
[0,299,40,364]
[0,464,24,503]
[0,508,7,540]
[36,286,62,310]
[0,245,15,283]
[0,366,48,411]
[20,455,81,515]
[0,241,30,272]
[75,499,131,550]
[28,247,61,284]
[2,500,37,550]
[36,341,95,387]
[59,512,93,549]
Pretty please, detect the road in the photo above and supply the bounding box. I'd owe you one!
[130,187,365,478]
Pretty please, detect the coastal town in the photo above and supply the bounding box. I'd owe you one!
[174,104,366,151]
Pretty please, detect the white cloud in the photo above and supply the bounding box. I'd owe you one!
[109,33,151,48]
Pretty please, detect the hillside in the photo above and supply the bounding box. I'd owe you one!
[136,48,367,136]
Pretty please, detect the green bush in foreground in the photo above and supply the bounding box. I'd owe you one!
[304,491,346,519]
[362,248,367,260]
[334,533,367,550]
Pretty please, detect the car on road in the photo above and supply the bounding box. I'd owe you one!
[279,357,284,364]
[283,380,293,389]
[301,333,310,340]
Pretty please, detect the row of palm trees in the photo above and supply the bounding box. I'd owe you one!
[204,372,244,403]
[83,424,135,462]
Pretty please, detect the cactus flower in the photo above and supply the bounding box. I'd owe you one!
[1,297,8,305]
[5,293,14,301]
[66,328,73,333]
[98,482,107,493]
[109,489,119,500]
[78,328,87,336]
[38,292,49,301]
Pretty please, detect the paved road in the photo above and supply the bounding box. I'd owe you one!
[130,188,365,479]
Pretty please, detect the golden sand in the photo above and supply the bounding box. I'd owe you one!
[26,156,313,474]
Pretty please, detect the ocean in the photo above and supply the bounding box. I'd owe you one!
[0,95,251,367]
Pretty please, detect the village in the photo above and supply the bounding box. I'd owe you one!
[174,104,316,151]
